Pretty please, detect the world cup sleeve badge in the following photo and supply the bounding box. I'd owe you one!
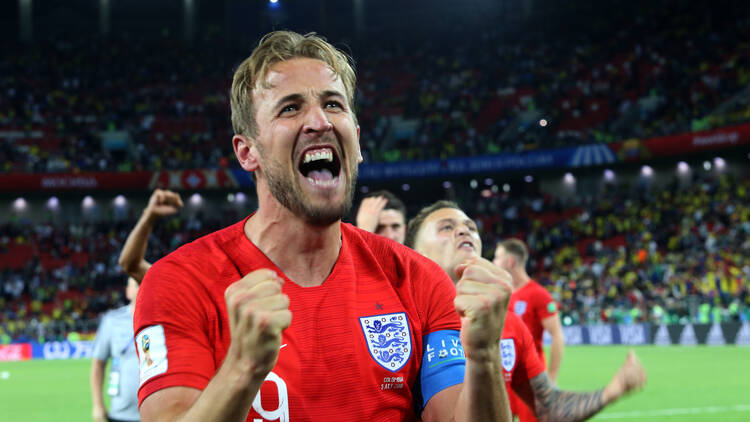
[136,325,168,385]
[359,312,412,372]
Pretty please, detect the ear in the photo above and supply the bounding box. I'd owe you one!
[356,124,363,164]
[233,134,260,173]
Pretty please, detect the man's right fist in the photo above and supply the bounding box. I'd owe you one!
[224,269,292,376]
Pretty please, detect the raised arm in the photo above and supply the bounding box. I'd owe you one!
[529,350,646,422]
[119,189,182,282]
[138,269,291,422]
[355,196,387,233]
[422,257,512,422]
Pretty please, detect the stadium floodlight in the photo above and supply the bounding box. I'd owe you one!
[714,157,726,170]
[235,192,247,204]
[563,173,575,185]
[491,185,499,193]
[470,179,478,189]
[13,197,27,212]
[189,193,203,207]
[481,189,492,198]
[442,181,452,189]
[114,195,127,207]
[677,161,689,174]
[82,196,95,209]
[269,0,279,3]
[641,165,653,177]
[539,119,548,127]
[401,183,411,191]
[503,183,510,192]
[47,196,60,210]
[484,178,493,186]
[269,0,280,8]
[227,193,235,203]
[703,161,712,171]
[524,175,533,183]
[604,169,615,182]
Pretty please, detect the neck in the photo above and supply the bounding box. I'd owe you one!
[511,268,530,291]
[246,190,342,287]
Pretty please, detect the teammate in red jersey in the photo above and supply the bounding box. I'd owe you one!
[134,31,511,422]
[495,239,564,380]
[405,200,648,422]
[495,239,565,422]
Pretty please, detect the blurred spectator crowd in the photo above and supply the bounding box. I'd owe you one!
[2,173,749,342]
[471,173,750,327]
[1,8,749,173]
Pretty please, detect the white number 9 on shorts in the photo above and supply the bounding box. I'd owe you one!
[252,371,289,422]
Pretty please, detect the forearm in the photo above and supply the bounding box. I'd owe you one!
[532,372,606,422]
[119,211,156,280]
[143,358,268,422]
[547,335,564,381]
[454,345,511,422]
[90,360,106,409]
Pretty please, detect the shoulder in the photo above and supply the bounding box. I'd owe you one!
[341,223,447,285]
[101,305,128,322]
[148,219,245,282]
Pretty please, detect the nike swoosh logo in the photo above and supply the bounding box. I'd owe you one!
[280,344,287,349]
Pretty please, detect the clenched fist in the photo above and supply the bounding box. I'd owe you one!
[606,349,647,401]
[453,257,513,359]
[145,188,183,218]
[224,269,292,377]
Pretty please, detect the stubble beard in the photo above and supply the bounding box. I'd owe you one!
[261,151,357,227]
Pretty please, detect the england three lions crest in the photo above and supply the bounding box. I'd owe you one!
[500,339,516,372]
[359,312,412,372]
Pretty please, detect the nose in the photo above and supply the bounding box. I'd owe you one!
[455,223,470,237]
[302,106,333,135]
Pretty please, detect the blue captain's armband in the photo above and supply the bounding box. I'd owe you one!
[418,329,466,410]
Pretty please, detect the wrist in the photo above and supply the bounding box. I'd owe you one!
[465,342,500,366]
[602,377,623,405]
[141,209,158,224]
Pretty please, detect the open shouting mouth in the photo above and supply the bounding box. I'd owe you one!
[297,145,342,188]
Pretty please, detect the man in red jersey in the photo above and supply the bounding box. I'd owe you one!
[134,31,511,422]
[495,239,564,380]
[405,200,647,422]
[495,239,565,421]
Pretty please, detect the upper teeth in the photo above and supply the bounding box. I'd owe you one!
[304,149,334,164]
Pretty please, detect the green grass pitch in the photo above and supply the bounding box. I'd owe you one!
[0,345,748,421]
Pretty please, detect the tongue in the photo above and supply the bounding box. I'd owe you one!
[307,169,334,182]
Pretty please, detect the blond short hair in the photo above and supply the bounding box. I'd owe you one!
[230,31,357,138]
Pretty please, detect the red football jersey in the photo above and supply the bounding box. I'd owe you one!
[508,280,558,361]
[134,219,461,421]
[501,312,545,418]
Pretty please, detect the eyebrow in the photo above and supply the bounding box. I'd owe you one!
[436,217,476,228]
[272,90,347,112]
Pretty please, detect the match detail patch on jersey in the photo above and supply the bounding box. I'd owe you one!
[136,325,167,385]
[359,312,412,372]
[500,339,516,372]
[514,301,527,316]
